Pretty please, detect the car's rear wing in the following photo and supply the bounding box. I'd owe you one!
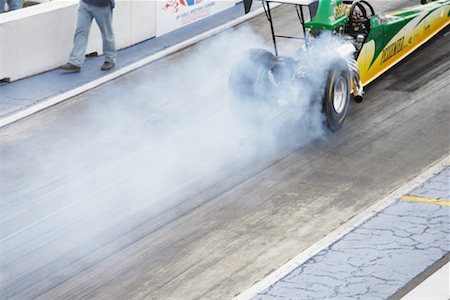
[243,0,319,55]
[242,0,350,55]
[304,0,349,30]
[244,0,349,30]
[243,0,318,14]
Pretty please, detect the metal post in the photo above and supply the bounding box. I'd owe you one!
[298,5,309,45]
[266,1,278,56]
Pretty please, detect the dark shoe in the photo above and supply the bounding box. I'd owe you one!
[101,61,115,71]
[59,63,80,72]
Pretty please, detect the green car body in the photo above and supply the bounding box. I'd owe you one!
[302,0,450,84]
[235,0,449,131]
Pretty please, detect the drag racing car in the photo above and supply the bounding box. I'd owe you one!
[229,0,450,131]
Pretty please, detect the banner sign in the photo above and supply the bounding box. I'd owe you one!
[156,0,237,36]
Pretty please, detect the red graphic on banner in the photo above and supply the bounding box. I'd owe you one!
[163,0,180,13]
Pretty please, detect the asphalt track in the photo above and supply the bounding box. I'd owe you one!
[0,1,449,299]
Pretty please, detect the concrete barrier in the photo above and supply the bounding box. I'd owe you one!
[1,1,78,81]
[0,0,157,82]
[0,0,240,82]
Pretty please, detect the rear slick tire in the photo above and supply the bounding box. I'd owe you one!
[229,49,277,123]
[323,62,350,132]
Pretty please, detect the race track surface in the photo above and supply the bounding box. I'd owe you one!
[1,1,449,299]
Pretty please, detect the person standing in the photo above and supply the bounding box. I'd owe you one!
[60,0,116,72]
[0,0,22,13]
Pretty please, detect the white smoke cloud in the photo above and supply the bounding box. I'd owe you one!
[0,25,353,298]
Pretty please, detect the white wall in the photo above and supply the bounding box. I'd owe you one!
[155,0,236,36]
[85,0,157,55]
[1,1,79,81]
[0,0,239,82]
[0,0,157,82]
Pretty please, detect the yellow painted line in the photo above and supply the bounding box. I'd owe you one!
[400,195,450,206]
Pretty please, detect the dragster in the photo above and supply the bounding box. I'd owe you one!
[229,0,450,131]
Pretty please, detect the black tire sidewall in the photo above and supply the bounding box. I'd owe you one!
[324,65,350,132]
[229,49,276,122]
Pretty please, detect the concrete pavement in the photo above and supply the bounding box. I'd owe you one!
[1,1,449,299]
[245,164,450,299]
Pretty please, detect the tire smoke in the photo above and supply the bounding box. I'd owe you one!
[0,26,353,298]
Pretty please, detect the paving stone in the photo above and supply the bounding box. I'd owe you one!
[412,188,450,200]
[410,167,450,199]
[254,192,450,299]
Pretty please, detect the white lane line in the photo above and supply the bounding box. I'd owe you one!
[235,155,450,300]
[0,4,279,129]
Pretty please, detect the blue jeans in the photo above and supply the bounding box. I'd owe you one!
[0,0,22,13]
[69,1,116,67]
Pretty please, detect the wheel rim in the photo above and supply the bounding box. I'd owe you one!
[333,75,347,114]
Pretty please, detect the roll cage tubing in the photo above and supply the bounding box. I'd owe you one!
[348,0,375,23]
[243,0,376,56]
[346,0,375,39]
